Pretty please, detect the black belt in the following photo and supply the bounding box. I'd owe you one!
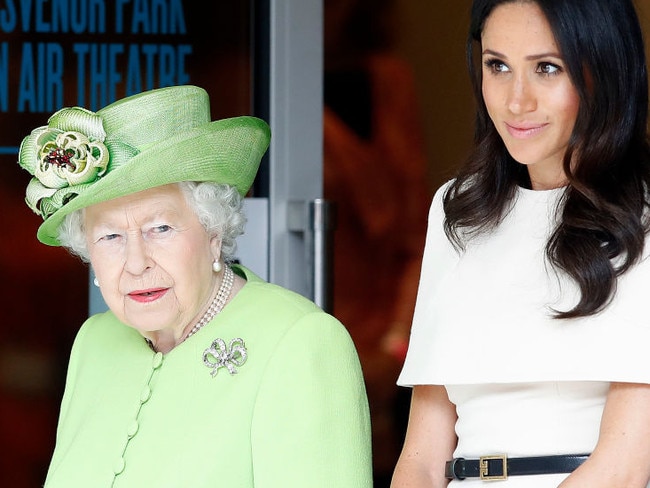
[445,454,590,481]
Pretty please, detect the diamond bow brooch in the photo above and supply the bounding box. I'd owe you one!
[202,338,248,377]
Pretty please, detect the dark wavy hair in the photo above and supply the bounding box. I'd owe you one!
[444,0,650,318]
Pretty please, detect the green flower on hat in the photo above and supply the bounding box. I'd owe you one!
[16,86,270,247]
[36,130,108,188]
[18,107,129,219]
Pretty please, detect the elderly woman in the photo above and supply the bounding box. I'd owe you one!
[18,85,372,488]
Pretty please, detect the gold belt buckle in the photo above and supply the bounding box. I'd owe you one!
[479,455,508,481]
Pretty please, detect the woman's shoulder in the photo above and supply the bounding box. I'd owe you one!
[424,178,455,222]
[434,178,455,196]
[223,267,359,371]
[231,264,349,336]
[74,311,147,348]
[234,265,323,313]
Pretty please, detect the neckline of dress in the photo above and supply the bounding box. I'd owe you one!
[516,184,566,203]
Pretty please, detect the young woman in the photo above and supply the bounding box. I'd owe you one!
[391,0,650,486]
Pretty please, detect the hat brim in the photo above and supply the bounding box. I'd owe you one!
[36,116,270,246]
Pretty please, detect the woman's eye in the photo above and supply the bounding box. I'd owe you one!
[99,233,120,242]
[146,224,173,237]
[153,224,172,234]
[537,62,562,75]
[484,59,509,74]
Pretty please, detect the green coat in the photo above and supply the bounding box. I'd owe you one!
[45,266,373,487]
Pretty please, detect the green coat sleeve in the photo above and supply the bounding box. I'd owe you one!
[250,311,373,487]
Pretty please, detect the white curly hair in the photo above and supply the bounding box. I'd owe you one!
[57,181,247,263]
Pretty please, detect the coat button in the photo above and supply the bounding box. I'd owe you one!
[152,352,164,369]
[127,420,139,438]
[113,457,125,475]
[140,385,152,403]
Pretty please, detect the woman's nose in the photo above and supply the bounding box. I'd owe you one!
[507,75,537,114]
[123,234,152,275]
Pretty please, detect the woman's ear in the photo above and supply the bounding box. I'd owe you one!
[210,235,222,263]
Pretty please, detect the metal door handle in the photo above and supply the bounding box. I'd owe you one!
[288,199,336,312]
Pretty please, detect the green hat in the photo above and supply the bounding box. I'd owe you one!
[17,85,271,246]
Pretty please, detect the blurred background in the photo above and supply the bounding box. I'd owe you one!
[1,1,649,487]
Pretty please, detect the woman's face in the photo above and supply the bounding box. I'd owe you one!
[85,184,220,339]
[481,1,580,190]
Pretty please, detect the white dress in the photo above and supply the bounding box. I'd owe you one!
[398,181,650,486]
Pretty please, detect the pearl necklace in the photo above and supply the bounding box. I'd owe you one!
[186,265,235,339]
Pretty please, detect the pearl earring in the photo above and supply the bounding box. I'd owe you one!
[212,260,222,273]
[93,277,100,287]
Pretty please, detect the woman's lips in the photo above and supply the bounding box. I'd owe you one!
[128,288,169,303]
[505,122,547,139]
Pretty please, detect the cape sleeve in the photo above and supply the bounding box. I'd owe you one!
[397,180,459,387]
[398,182,650,386]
